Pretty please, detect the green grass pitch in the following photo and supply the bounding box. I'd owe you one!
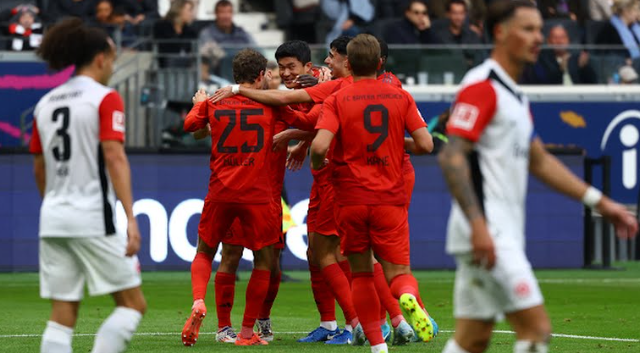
[1,263,639,352]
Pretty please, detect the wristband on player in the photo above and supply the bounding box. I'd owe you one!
[231,84,240,95]
[582,186,603,209]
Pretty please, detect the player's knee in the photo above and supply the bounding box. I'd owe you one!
[222,245,243,264]
[196,237,217,256]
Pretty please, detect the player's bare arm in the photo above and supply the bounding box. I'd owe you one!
[102,140,141,256]
[274,129,315,151]
[310,129,334,170]
[529,137,638,239]
[438,136,496,268]
[193,124,211,140]
[210,85,312,106]
[287,140,310,171]
[405,127,434,154]
[33,154,45,197]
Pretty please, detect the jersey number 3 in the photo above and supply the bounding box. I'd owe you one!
[52,107,71,161]
[215,109,265,153]
[364,104,389,152]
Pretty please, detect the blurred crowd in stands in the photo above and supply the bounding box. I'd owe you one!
[2,0,640,84]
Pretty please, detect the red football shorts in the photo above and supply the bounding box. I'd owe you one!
[198,200,278,251]
[272,198,285,250]
[306,181,338,237]
[403,163,415,206]
[336,204,410,265]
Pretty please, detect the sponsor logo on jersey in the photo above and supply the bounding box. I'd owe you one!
[450,102,479,131]
[112,111,125,132]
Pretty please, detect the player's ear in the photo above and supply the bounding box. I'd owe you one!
[345,58,352,72]
[494,22,507,43]
[377,58,383,71]
[304,61,313,72]
[94,52,105,70]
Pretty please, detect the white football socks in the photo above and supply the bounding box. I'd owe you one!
[514,340,548,353]
[41,321,73,353]
[320,320,338,331]
[371,343,388,353]
[91,307,142,353]
[442,339,472,353]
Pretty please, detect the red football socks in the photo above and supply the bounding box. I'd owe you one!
[310,263,336,321]
[241,269,271,338]
[389,273,420,301]
[322,263,357,324]
[214,271,236,328]
[352,272,384,346]
[191,252,213,301]
[259,271,282,319]
[339,260,352,285]
[373,263,403,321]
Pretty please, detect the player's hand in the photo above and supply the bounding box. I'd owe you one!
[318,66,332,83]
[273,130,291,152]
[470,219,496,269]
[597,198,638,239]
[125,218,141,257]
[209,86,234,103]
[193,124,211,140]
[192,88,208,104]
[295,74,319,88]
[286,141,309,171]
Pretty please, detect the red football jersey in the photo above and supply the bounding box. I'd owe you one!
[269,118,288,203]
[184,96,277,203]
[304,76,354,104]
[377,72,403,89]
[316,79,427,205]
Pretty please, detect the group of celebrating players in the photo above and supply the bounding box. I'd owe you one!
[181,33,436,351]
[30,1,638,353]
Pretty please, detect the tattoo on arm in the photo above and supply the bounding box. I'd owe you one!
[438,136,484,222]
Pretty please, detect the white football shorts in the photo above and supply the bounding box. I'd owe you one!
[39,236,141,301]
[453,246,544,321]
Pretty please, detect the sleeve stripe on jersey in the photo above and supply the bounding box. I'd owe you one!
[97,145,116,235]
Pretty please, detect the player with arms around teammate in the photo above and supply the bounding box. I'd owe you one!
[438,2,639,353]
[182,49,290,346]
[311,34,434,353]
[30,18,146,353]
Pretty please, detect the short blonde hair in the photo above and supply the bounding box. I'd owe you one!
[346,34,380,76]
[165,0,194,24]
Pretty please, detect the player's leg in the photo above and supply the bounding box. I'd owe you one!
[506,306,552,353]
[371,257,407,343]
[256,247,282,341]
[39,238,84,353]
[183,199,230,346]
[442,319,494,353]
[91,286,146,353]
[215,242,243,343]
[370,205,434,343]
[257,200,286,341]
[235,204,275,346]
[313,232,359,344]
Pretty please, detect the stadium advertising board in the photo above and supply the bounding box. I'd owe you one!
[1,153,583,272]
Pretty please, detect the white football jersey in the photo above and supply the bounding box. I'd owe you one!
[30,75,126,237]
[445,59,534,254]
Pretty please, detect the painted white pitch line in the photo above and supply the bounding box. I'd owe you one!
[1,330,638,342]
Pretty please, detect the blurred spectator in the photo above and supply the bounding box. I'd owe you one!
[428,0,486,20]
[522,25,598,84]
[92,0,136,47]
[153,0,197,68]
[49,0,96,21]
[618,63,639,82]
[275,0,320,43]
[112,0,159,25]
[383,0,440,44]
[596,0,640,60]
[266,61,282,89]
[321,0,374,44]
[6,4,42,51]
[589,0,613,20]
[539,0,586,23]
[376,0,404,18]
[198,0,256,81]
[436,0,484,67]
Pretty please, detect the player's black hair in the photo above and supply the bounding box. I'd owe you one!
[446,0,467,12]
[232,48,268,84]
[37,18,112,71]
[329,35,352,56]
[275,40,312,65]
[486,0,537,40]
[376,36,389,60]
